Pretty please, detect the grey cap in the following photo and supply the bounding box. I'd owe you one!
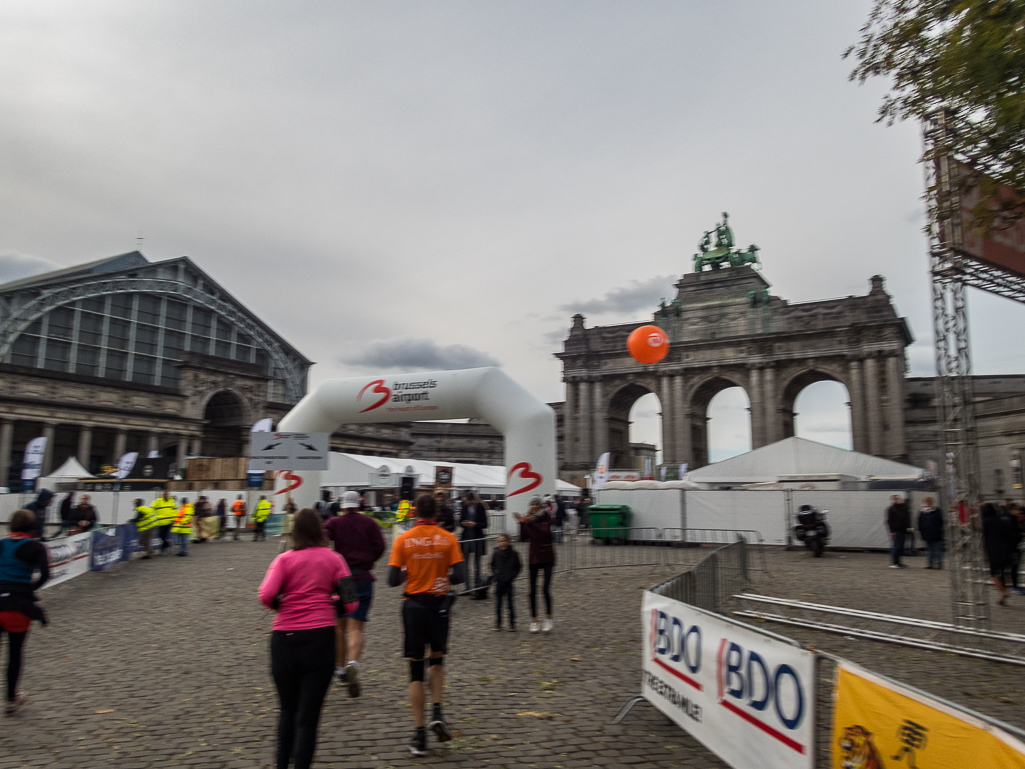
[341,490,360,509]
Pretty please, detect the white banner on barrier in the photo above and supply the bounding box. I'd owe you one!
[641,591,815,769]
[43,532,92,588]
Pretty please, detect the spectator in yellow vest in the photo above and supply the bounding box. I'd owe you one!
[253,496,272,542]
[133,499,157,559]
[172,498,195,557]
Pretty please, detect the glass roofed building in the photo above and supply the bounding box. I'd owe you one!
[0,251,312,484]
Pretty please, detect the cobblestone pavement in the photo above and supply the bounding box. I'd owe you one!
[1,538,728,769]
[737,547,1025,731]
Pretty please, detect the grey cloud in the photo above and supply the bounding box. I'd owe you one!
[341,337,500,372]
[0,251,58,286]
[560,275,676,317]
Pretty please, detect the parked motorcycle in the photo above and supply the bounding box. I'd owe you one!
[794,505,830,557]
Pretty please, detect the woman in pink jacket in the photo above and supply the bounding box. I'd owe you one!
[259,508,358,769]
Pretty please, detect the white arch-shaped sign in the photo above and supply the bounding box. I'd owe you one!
[273,367,556,514]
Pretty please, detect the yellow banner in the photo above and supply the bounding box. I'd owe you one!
[833,662,1025,768]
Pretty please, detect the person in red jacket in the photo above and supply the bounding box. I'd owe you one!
[514,496,556,634]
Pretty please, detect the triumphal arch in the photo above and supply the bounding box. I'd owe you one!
[556,214,913,474]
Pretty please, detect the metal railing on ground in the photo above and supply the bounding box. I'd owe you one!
[649,537,750,612]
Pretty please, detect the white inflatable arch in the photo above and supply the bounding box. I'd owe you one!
[273,367,556,514]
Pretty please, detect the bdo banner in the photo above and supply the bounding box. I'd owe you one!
[641,591,815,769]
[43,532,92,588]
[833,662,1025,768]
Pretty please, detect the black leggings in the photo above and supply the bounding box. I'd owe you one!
[528,562,553,618]
[3,629,26,702]
[270,626,335,769]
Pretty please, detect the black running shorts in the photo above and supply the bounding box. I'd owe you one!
[402,595,449,659]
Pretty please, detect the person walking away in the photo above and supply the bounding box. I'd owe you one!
[578,496,591,530]
[253,496,272,542]
[23,490,54,541]
[515,497,555,633]
[58,492,75,537]
[172,498,194,556]
[280,497,298,553]
[916,497,944,569]
[1003,499,1024,594]
[216,498,228,539]
[433,491,456,533]
[490,534,521,631]
[133,499,158,559]
[886,495,911,569]
[194,496,215,543]
[152,491,177,554]
[258,509,358,769]
[459,491,488,599]
[314,492,333,522]
[324,491,386,697]
[552,496,566,544]
[0,509,50,715]
[231,495,247,541]
[387,495,466,756]
[981,499,1013,605]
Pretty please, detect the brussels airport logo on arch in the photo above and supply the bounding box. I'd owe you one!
[358,378,439,413]
[507,462,543,497]
[651,608,808,755]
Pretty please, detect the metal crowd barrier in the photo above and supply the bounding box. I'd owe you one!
[649,537,750,612]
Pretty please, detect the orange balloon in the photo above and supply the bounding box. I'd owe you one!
[627,325,669,364]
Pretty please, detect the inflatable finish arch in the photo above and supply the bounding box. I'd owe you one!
[273,367,556,515]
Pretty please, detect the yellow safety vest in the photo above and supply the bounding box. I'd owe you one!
[396,500,411,521]
[152,497,178,526]
[172,503,195,534]
[253,500,272,523]
[135,505,157,532]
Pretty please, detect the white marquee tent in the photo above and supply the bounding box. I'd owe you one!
[36,457,92,489]
[321,452,581,497]
[686,437,926,487]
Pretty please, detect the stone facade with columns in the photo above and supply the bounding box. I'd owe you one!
[556,265,914,476]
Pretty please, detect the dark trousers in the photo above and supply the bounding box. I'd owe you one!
[158,525,172,552]
[254,521,266,542]
[2,628,26,701]
[528,562,553,618]
[891,530,906,566]
[463,539,485,589]
[1012,551,1022,589]
[495,583,515,628]
[271,626,335,769]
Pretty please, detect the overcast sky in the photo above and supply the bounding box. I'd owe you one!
[2,1,1021,464]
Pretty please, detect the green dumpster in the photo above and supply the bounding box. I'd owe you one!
[588,505,632,544]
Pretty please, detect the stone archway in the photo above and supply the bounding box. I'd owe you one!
[201,390,250,457]
[687,374,750,469]
[605,380,660,469]
[779,367,851,440]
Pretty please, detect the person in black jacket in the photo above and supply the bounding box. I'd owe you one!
[23,490,54,541]
[459,491,488,597]
[489,534,522,631]
[916,497,944,569]
[981,499,1013,605]
[58,493,75,536]
[886,495,911,569]
[433,491,456,533]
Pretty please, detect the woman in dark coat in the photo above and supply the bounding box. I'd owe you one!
[514,497,555,634]
[982,501,1013,605]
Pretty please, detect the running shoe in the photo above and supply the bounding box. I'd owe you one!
[335,666,348,684]
[529,621,540,633]
[409,729,428,756]
[345,660,361,698]
[542,619,553,633]
[429,717,454,743]
[4,694,26,717]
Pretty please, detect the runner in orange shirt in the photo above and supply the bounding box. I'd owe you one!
[388,494,466,757]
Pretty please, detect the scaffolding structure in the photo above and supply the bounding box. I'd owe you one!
[924,111,1025,629]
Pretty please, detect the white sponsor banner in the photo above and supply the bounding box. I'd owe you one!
[593,452,611,490]
[21,436,47,481]
[43,532,93,588]
[115,452,139,480]
[641,591,815,769]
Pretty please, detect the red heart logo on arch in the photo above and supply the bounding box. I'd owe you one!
[507,462,542,497]
[358,379,391,413]
[274,470,303,495]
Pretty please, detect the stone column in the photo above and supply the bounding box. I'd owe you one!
[0,419,14,488]
[41,423,56,476]
[848,359,867,453]
[564,380,577,468]
[147,433,160,457]
[578,379,592,467]
[592,380,607,459]
[864,356,883,456]
[190,438,203,456]
[886,355,907,460]
[660,374,675,465]
[673,375,691,469]
[77,426,93,468]
[762,367,777,444]
[113,429,128,462]
[748,367,764,448]
[177,436,190,469]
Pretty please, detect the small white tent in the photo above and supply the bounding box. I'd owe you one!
[36,457,92,489]
[687,437,926,488]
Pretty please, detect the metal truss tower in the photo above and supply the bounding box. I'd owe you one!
[924,111,989,629]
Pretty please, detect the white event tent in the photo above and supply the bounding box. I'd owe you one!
[686,437,926,489]
[36,457,92,489]
[321,452,581,498]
